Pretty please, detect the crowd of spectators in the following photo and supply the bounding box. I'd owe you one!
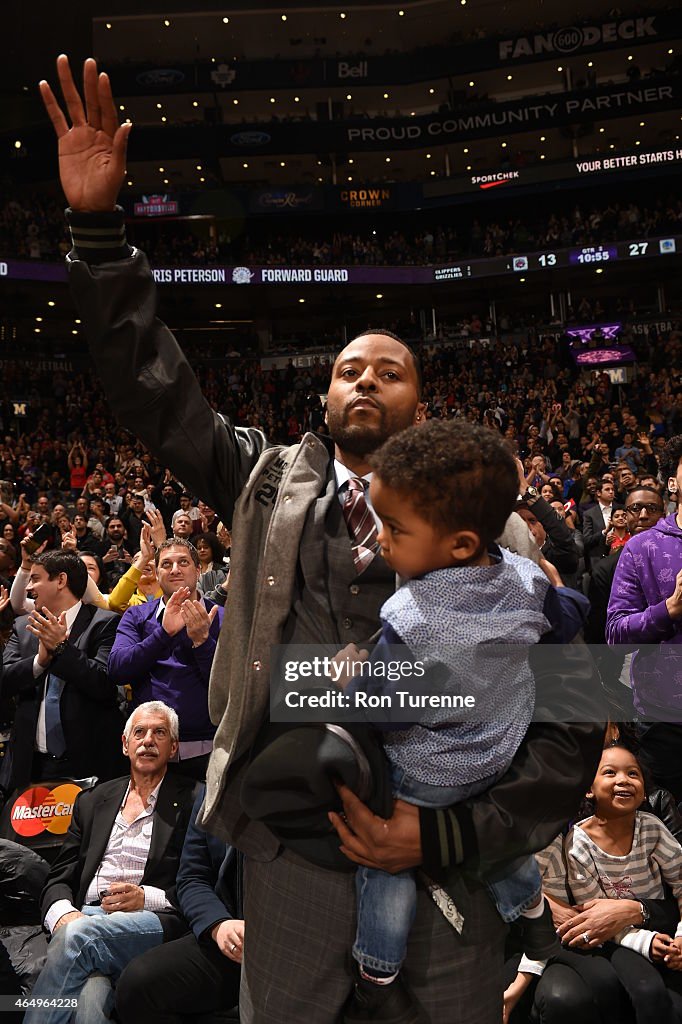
[3,190,681,266]
[1,309,682,1020]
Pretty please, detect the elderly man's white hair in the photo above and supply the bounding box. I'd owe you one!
[124,701,179,744]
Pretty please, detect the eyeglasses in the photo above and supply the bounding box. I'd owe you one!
[625,503,664,515]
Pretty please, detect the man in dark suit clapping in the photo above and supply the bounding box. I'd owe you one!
[1,551,125,791]
[582,478,619,569]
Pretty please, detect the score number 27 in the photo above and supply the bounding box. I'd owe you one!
[628,242,648,256]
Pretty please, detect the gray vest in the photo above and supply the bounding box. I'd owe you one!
[283,471,395,648]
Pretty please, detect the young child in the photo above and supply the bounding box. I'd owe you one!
[506,743,682,1024]
[339,420,563,1024]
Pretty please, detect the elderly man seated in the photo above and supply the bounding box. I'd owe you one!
[24,701,196,1024]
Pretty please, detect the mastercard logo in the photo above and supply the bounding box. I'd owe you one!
[10,783,82,838]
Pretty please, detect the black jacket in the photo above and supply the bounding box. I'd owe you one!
[40,773,196,939]
[1,605,126,791]
[67,226,606,879]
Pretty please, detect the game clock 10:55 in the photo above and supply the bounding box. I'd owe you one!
[569,246,617,265]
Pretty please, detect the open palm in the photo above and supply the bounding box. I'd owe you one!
[40,55,131,212]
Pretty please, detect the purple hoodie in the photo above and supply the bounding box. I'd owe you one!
[606,513,682,717]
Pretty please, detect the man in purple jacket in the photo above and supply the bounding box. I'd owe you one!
[109,538,222,780]
[606,435,682,798]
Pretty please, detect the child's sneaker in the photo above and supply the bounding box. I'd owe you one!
[343,969,424,1024]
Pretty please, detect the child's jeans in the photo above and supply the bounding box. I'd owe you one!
[353,765,542,975]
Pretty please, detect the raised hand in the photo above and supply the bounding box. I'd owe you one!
[182,600,218,648]
[162,587,191,637]
[146,508,167,549]
[139,522,156,565]
[61,530,77,552]
[27,608,68,665]
[39,55,132,212]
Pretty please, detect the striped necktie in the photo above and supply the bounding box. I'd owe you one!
[342,477,379,574]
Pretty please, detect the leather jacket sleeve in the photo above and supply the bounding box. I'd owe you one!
[67,239,271,527]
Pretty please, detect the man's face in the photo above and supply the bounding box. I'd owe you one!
[173,513,193,538]
[105,483,116,498]
[325,335,425,459]
[180,496,192,511]
[624,489,665,535]
[27,564,64,613]
[597,482,615,504]
[122,709,178,774]
[516,507,547,548]
[586,477,598,497]
[156,545,200,598]
[162,485,174,499]
[51,504,65,524]
[37,497,49,515]
[107,519,126,543]
[91,499,105,518]
[619,467,636,489]
[73,514,88,534]
[131,495,145,515]
[75,498,89,516]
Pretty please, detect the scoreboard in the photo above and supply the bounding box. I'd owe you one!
[432,236,680,282]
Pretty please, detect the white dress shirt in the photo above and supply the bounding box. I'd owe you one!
[334,459,381,530]
[44,778,171,932]
[599,502,613,529]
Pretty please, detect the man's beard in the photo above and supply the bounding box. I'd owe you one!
[326,403,391,457]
